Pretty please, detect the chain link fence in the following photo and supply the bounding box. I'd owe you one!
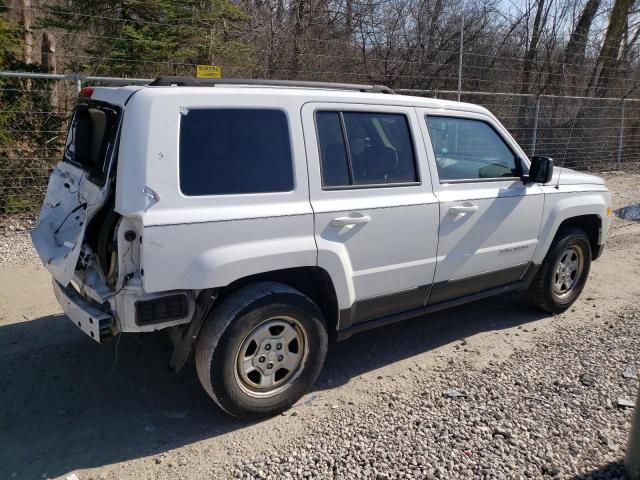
[401,89,639,170]
[1,72,639,222]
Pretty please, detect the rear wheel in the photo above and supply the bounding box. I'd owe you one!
[526,227,592,313]
[195,282,328,419]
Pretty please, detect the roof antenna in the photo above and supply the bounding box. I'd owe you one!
[556,99,582,189]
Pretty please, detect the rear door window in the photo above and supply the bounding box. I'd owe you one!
[316,112,351,187]
[316,111,418,188]
[63,102,121,185]
[179,108,294,196]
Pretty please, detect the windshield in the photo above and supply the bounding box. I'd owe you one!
[63,101,121,185]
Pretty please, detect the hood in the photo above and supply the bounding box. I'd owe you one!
[548,167,605,186]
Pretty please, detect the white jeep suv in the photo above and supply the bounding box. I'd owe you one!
[31,77,612,419]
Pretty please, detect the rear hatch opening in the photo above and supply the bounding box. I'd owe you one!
[31,96,123,293]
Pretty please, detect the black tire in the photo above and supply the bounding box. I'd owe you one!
[195,282,328,419]
[526,227,592,314]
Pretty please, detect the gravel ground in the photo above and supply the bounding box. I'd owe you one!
[0,231,38,267]
[224,172,640,479]
[0,172,638,480]
[231,306,639,480]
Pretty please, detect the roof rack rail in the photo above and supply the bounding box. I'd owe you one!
[148,76,395,94]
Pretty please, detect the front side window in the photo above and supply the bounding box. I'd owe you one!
[179,108,294,196]
[316,111,418,188]
[425,116,519,181]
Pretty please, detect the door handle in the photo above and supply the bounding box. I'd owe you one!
[331,215,371,227]
[448,204,479,215]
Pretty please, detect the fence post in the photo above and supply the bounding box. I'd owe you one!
[626,388,640,479]
[74,75,82,95]
[457,15,463,102]
[617,98,625,166]
[531,96,540,157]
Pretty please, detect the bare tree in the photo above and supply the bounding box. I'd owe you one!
[565,0,600,68]
[548,0,601,95]
[587,0,635,97]
[520,0,552,95]
[290,0,305,78]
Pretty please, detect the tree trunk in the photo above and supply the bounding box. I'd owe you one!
[41,31,58,108]
[519,0,546,96]
[518,0,547,156]
[564,0,600,67]
[345,0,352,36]
[586,0,634,97]
[290,0,305,79]
[20,0,33,65]
[276,0,284,21]
[548,0,600,95]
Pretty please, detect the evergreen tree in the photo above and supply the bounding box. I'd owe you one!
[42,0,252,77]
[0,0,26,145]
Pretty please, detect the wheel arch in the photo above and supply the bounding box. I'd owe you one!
[533,192,607,264]
[556,215,601,259]
[215,266,340,334]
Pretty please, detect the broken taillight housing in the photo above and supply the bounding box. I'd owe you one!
[78,86,94,98]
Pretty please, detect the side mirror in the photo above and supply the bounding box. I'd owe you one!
[525,156,554,184]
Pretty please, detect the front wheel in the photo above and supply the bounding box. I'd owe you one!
[526,227,592,314]
[195,282,328,419]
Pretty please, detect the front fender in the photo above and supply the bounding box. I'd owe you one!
[533,189,610,264]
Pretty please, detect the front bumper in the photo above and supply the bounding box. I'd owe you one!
[53,280,114,342]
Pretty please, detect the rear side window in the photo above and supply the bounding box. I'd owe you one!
[63,102,121,185]
[316,111,418,188]
[180,109,294,196]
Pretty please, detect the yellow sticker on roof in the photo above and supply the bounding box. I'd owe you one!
[196,65,222,79]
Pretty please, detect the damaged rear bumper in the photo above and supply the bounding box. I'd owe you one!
[53,280,114,342]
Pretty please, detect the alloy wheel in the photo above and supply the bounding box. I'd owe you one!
[234,316,308,398]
